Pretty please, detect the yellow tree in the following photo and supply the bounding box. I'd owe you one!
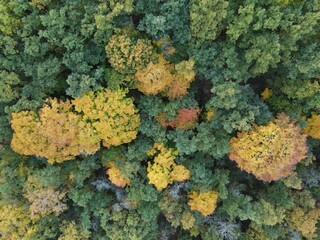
[147,143,190,191]
[11,99,100,163]
[73,88,140,148]
[0,204,35,239]
[135,56,196,99]
[187,190,219,217]
[135,55,174,95]
[11,88,139,163]
[229,113,308,182]
[288,207,320,239]
[303,113,320,139]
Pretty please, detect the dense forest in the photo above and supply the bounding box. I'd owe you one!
[0,0,320,239]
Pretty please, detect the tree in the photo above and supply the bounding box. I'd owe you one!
[58,221,91,240]
[147,143,190,191]
[187,190,219,217]
[229,113,308,182]
[73,88,140,148]
[135,55,196,99]
[105,33,156,77]
[11,98,98,163]
[288,207,320,239]
[303,113,320,139]
[106,161,131,188]
[0,70,21,103]
[0,203,35,239]
[190,0,229,43]
[135,55,174,95]
[156,108,200,130]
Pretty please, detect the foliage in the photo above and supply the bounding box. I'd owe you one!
[187,190,219,217]
[106,161,131,188]
[1,0,320,239]
[229,113,308,182]
[0,203,35,240]
[58,221,91,240]
[288,207,320,239]
[105,33,156,76]
[11,88,140,163]
[0,70,21,103]
[73,88,140,147]
[135,55,195,99]
[190,0,229,43]
[304,113,320,139]
[147,143,190,191]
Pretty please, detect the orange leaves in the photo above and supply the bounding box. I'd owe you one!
[135,55,196,99]
[187,190,219,217]
[156,108,200,130]
[106,162,131,188]
[147,143,190,191]
[229,113,308,182]
[106,33,195,98]
[166,60,196,99]
[11,89,140,163]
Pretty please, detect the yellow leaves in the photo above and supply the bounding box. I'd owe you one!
[0,204,35,239]
[187,190,219,217]
[303,113,320,139]
[58,221,91,240]
[135,55,174,95]
[74,88,140,147]
[229,113,308,182]
[135,56,196,99]
[261,88,272,101]
[147,162,172,191]
[11,88,140,164]
[106,33,195,98]
[147,143,190,191]
[106,162,131,188]
[170,165,190,182]
[288,207,320,239]
[11,99,87,163]
[205,108,215,121]
[181,211,196,230]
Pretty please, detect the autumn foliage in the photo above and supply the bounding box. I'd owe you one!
[135,55,196,99]
[187,190,219,217]
[288,207,320,239]
[73,88,140,148]
[147,143,190,191]
[303,113,320,139]
[156,108,200,130]
[11,89,140,163]
[106,162,131,188]
[229,113,308,182]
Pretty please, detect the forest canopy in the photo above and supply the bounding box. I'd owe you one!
[0,0,320,239]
